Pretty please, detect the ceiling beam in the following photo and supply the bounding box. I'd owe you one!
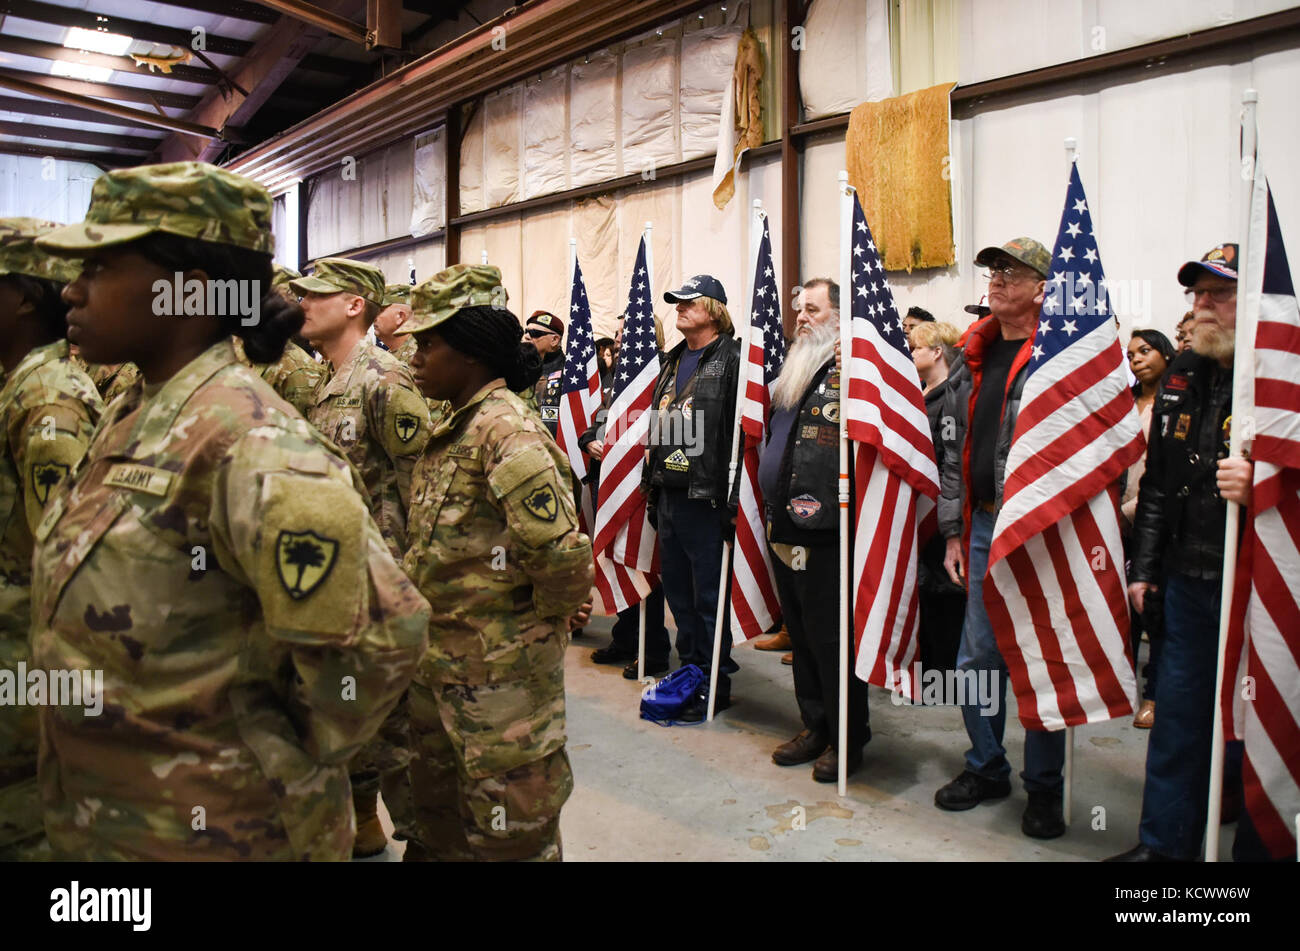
[0,119,158,153]
[6,0,253,58]
[148,0,281,24]
[5,0,361,75]
[0,74,233,140]
[0,35,219,85]
[0,141,130,168]
[0,67,200,110]
[156,0,363,162]
[248,0,367,46]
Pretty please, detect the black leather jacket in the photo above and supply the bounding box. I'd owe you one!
[643,334,740,507]
[766,360,840,546]
[1130,350,1235,583]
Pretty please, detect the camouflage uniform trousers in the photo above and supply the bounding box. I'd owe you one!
[349,693,415,840]
[0,773,50,862]
[404,665,573,862]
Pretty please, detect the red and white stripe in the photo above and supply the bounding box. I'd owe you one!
[842,194,939,693]
[986,322,1142,731]
[1220,176,1300,859]
[728,216,783,643]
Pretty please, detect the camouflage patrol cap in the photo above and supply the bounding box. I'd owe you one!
[0,218,82,284]
[291,257,386,305]
[974,237,1051,278]
[36,162,274,256]
[273,264,301,287]
[399,264,507,335]
[383,283,412,307]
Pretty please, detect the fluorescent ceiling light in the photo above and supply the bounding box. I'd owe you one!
[51,60,114,83]
[64,25,134,57]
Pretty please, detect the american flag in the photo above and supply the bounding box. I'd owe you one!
[843,191,939,696]
[729,214,785,643]
[1220,169,1300,859]
[555,258,602,488]
[984,163,1143,731]
[590,235,659,614]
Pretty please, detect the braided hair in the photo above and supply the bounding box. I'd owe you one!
[438,304,541,391]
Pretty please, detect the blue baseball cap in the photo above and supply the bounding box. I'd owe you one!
[1177,243,1238,286]
[664,274,727,305]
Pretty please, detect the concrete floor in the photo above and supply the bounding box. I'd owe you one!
[365,614,1237,862]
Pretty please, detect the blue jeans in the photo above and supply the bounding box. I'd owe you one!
[1139,571,1246,859]
[657,489,736,697]
[956,508,1065,794]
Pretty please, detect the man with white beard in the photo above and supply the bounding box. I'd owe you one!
[760,279,870,782]
[1108,243,1263,862]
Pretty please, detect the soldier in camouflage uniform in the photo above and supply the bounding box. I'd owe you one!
[232,336,325,417]
[77,358,140,405]
[0,219,103,861]
[292,257,431,856]
[31,161,428,861]
[375,283,418,365]
[398,265,594,862]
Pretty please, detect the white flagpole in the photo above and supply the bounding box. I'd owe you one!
[1063,136,1078,827]
[837,171,853,796]
[482,248,490,266]
[639,220,654,683]
[708,199,763,721]
[1206,88,1259,862]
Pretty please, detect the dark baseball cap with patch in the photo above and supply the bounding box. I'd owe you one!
[974,237,1051,278]
[1177,243,1238,287]
[664,274,727,305]
[526,310,564,335]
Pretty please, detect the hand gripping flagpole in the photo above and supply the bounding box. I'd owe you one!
[708,199,764,721]
[837,171,853,796]
[1205,88,1259,862]
[639,220,654,683]
[1062,137,1078,827]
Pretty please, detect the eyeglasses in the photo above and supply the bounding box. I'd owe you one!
[526,328,557,339]
[984,264,1034,283]
[1183,286,1236,304]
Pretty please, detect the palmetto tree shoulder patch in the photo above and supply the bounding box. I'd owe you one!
[276,530,338,599]
[31,461,70,506]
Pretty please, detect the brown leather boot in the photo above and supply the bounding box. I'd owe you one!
[1132,700,1155,729]
[755,627,791,651]
[352,790,388,858]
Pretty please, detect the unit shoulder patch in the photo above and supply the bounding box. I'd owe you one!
[275,529,339,600]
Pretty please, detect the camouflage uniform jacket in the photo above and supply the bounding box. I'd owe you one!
[0,341,101,786]
[28,339,430,861]
[232,337,325,417]
[403,380,594,687]
[79,360,140,405]
[308,337,430,559]
[389,336,417,366]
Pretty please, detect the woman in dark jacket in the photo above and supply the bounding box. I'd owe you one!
[911,320,966,675]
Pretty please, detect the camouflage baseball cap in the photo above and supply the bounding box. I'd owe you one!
[273,264,301,287]
[383,283,412,307]
[974,237,1051,278]
[0,218,82,284]
[291,257,386,305]
[36,162,274,256]
[399,264,507,335]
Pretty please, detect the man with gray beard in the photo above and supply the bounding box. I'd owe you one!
[760,279,870,782]
[1108,243,1262,862]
